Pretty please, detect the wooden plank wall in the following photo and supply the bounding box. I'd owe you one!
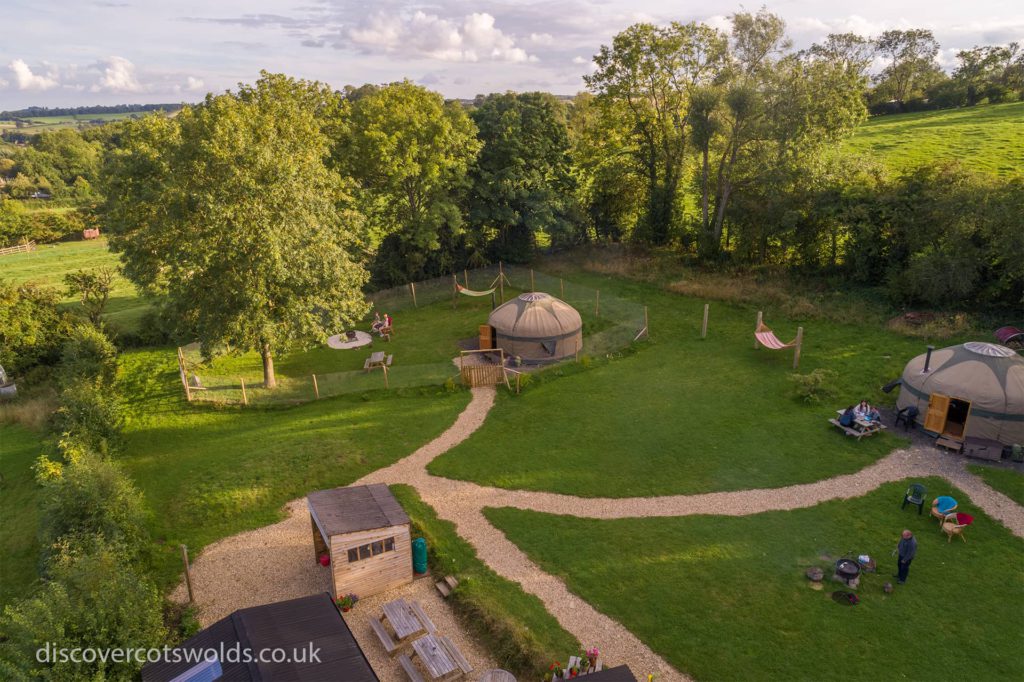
[331,525,412,599]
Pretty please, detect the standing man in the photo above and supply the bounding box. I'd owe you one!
[895,530,917,584]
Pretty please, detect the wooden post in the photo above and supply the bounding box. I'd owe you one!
[382,365,389,389]
[560,278,564,299]
[516,372,521,394]
[410,282,417,307]
[701,304,709,339]
[530,269,535,292]
[312,374,320,399]
[595,290,600,317]
[464,269,469,289]
[452,274,458,309]
[178,348,192,402]
[575,337,580,362]
[644,306,649,339]
[498,262,505,303]
[793,327,804,370]
[240,377,248,406]
[181,545,194,603]
[755,311,763,349]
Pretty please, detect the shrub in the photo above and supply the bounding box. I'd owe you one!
[0,281,73,374]
[0,540,166,681]
[53,380,123,457]
[789,368,838,404]
[58,324,118,387]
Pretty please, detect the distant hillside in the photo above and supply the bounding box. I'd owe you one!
[844,101,1024,177]
[0,103,184,119]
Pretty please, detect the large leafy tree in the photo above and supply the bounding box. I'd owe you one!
[336,81,480,283]
[468,92,576,261]
[872,29,943,107]
[102,72,369,388]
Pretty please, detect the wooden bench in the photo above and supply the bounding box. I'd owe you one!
[386,354,393,367]
[409,600,437,634]
[441,635,473,676]
[398,653,425,682]
[368,617,400,655]
[936,436,964,453]
[829,418,868,440]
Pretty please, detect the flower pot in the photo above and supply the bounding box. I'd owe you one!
[342,606,350,612]
[588,655,598,670]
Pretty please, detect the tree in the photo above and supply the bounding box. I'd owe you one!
[336,81,480,283]
[468,92,576,261]
[0,280,71,373]
[953,44,1021,104]
[102,73,369,388]
[64,268,115,325]
[873,29,942,106]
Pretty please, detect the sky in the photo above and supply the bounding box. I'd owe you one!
[2,0,1023,109]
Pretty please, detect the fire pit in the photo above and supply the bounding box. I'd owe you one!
[834,558,861,587]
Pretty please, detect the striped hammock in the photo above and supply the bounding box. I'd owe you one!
[755,322,798,350]
[456,284,496,297]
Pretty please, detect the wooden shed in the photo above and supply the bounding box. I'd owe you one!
[308,484,412,599]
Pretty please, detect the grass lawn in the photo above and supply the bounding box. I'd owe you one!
[391,485,579,677]
[844,102,1024,176]
[968,464,1024,507]
[485,478,1024,680]
[115,347,471,589]
[2,238,148,332]
[0,424,44,608]
[428,270,953,497]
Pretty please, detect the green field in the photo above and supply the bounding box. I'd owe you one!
[0,424,44,607]
[2,238,148,331]
[486,478,1024,680]
[0,110,175,134]
[844,102,1024,176]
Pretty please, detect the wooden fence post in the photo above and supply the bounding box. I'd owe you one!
[410,282,418,307]
[530,269,535,292]
[498,262,505,303]
[701,304,709,339]
[595,290,600,317]
[464,269,469,289]
[755,311,763,349]
[181,545,194,603]
[177,347,192,402]
[452,274,458,309]
[312,374,320,399]
[560,278,564,299]
[240,377,248,406]
[793,327,804,369]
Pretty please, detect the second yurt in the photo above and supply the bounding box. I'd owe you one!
[487,292,583,363]
[896,342,1024,446]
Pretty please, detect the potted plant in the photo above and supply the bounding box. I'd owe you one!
[548,661,563,681]
[585,647,599,671]
[336,593,358,612]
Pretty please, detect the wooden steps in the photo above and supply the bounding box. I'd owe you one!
[435,575,459,598]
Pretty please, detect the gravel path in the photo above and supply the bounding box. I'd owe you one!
[175,384,1024,682]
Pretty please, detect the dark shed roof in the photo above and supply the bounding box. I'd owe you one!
[141,593,378,682]
[585,665,639,682]
[307,483,410,536]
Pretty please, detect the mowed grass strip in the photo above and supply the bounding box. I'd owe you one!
[0,424,44,608]
[843,101,1024,176]
[429,271,946,497]
[116,348,471,589]
[485,478,1024,681]
[968,464,1024,507]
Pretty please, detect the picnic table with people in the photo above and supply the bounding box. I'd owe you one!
[830,400,887,440]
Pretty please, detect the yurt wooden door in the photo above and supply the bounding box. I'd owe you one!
[924,394,950,433]
[924,393,973,439]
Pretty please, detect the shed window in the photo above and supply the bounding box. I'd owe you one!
[347,536,397,563]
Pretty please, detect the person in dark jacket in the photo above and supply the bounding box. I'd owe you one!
[894,530,917,584]
[839,406,856,428]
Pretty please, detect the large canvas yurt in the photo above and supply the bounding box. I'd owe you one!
[896,342,1024,446]
[487,292,583,363]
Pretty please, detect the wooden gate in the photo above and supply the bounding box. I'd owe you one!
[460,364,506,387]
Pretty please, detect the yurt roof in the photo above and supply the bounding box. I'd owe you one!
[488,292,582,339]
[901,342,1024,417]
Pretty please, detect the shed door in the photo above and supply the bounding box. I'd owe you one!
[924,393,950,433]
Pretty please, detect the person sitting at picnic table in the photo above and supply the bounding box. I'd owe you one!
[384,313,393,328]
[371,312,383,333]
[855,400,881,422]
[839,406,856,428]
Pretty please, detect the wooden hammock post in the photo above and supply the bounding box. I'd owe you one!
[644,306,649,339]
[755,311,763,349]
[498,262,505,303]
[793,327,804,369]
[595,290,600,317]
[530,269,535,292]
[312,374,319,399]
[240,377,248,406]
[464,269,469,289]
[452,275,458,309]
[701,304,709,339]
[410,282,418,307]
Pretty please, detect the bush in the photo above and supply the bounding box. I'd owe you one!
[789,368,838,404]
[37,452,149,565]
[53,380,123,457]
[0,281,73,374]
[58,324,118,387]
[0,540,166,681]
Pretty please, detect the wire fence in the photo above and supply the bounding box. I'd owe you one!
[178,264,648,406]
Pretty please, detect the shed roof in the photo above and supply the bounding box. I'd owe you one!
[307,483,409,537]
[583,665,639,681]
[141,593,377,682]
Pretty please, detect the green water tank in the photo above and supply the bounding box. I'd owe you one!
[412,537,427,574]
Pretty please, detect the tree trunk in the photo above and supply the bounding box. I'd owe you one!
[261,342,277,389]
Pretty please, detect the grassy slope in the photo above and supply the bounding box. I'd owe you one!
[429,271,954,497]
[2,238,147,332]
[968,464,1024,507]
[391,485,578,677]
[116,348,470,588]
[486,478,1024,681]
[0,425,43,608]
[844,102,1024,176]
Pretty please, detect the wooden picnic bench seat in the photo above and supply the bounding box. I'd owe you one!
[398,653,425,682]
[408,600,436,634]
[386,354,393,367]
[829,418,869,440]
[440,635,473,676]
[369,617,400,655]
[363,358,372,371]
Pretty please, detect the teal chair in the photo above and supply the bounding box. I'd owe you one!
[901,483,927,514]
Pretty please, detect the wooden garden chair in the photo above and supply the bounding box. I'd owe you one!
[942,513,973,543]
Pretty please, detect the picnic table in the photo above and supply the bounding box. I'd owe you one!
[382,598,426,640]
[406,633,471,680]
[364,351,393,372]
[831,410,887,440]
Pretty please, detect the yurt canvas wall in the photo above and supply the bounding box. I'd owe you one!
[896,342,1024,446]
[487,292,583,363]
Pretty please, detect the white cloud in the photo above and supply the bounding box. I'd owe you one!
[91,56,142,92]
[347,11,537,63]
[527,32,555,46]
[572,55,588,64]
[185,75,205,91]
[8,59,59,90]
